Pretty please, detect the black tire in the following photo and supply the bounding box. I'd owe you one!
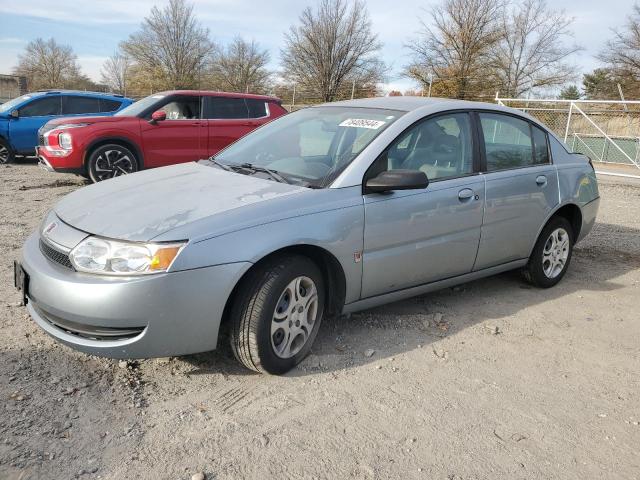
[0,138,14,164]
[87,143,138,183]
[523,216,574,288]
[230,255,325,374]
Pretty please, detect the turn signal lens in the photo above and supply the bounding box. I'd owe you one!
[149,246,182,271]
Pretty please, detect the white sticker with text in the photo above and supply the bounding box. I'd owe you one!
[339,118,386,129]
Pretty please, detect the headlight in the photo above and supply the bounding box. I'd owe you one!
[58,132,72,149]
[69,236,186,275]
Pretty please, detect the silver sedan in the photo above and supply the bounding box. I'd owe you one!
[16,97,600,374]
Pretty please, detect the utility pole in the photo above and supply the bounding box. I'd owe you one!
[427,73,433,98]
[351,80,356,100]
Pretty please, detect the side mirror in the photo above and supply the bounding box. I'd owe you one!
[365,169,429,193]
[149,110,166,124]
[10,110,19,119]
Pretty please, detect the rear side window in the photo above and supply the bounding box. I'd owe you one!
[18,96,62,117]
[100,99,122,112]
[531,125,550,164]
[205,97,249,119]
[480,113,534,171]
[246,99,268,118]
[62,96,101,115]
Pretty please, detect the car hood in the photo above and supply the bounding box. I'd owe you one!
[46,115,131,127]
[54,162,308,242]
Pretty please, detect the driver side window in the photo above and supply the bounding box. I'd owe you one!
[156,96,201,120]
[373,113,474,182]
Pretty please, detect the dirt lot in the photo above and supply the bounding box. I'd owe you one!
[1,161,639,480]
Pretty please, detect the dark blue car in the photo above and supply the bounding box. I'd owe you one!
[0,90,133,164]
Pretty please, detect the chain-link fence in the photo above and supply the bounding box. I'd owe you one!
[496,97,640,169]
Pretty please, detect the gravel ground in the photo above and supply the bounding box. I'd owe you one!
[2,160,640,480]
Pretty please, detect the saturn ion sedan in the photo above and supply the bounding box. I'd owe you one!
[15,97,600,374]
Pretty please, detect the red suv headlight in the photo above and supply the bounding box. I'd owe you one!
[44,124,88,156]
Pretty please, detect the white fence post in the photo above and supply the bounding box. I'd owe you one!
[564,102,573,143]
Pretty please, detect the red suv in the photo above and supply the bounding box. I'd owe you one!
[37,91,287,182]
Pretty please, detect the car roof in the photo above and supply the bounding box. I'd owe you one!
[320,96,531,117]
[32,90,132,101]
[158,90,281,102]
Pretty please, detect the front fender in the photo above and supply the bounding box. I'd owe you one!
[170,203,365,304]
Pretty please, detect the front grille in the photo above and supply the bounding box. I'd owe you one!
[39,239,73,269]
[33,304,145,341]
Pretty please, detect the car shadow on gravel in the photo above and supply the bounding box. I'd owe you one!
[183,222,640,377]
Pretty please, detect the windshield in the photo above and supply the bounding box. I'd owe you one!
[114,93,167,117]
[0,94,38,113]
[212,106,402,188]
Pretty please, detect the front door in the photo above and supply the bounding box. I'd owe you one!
[473,112,559,270]
[361,112,485,299]
[9,95,62,153]
[140,95,207,167]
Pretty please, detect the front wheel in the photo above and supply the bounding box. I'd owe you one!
[523,216,574,288]
[230,255,325,374]
[87,144,138,183]
[0,138,14,164]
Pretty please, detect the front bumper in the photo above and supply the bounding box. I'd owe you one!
[36,146,84,172]
[20,232,251,358]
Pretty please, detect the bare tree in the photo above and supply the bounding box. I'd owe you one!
[101,51,132,95]
[121,0,215,89]
[13,38,82,90]
[598,3,640,95]
[490,0,580,97]
[208,38,272,94]
[281,0,385,102]
[404,0,504,99]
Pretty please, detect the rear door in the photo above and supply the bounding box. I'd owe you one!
[139,94,207,167]
[9,95,62,153]
[204,96,253,156]
[473,112,559,270]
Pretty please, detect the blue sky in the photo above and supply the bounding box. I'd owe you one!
[0,0,633,93]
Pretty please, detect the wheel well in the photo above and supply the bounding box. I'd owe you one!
[84,138,143,170]
[221,245,347,329]
[553,204,582,239]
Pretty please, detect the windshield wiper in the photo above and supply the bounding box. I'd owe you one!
[203,157,234,172]
[233,163,292,184]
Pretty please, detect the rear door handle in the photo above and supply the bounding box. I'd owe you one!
[458,188,475,201]
[536,175,547,186]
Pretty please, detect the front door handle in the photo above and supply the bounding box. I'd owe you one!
[536,175,547,186]
[458,188,475,201]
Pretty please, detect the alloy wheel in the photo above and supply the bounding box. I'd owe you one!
[270,276,319,359]
[94,149,135,180]
[542,227,570,279]
[0,145,10,164]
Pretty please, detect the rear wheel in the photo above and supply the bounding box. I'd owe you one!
[230,255,325,374]
[523,216,574,288]
[0,138,14,164]
[87,144,138,183]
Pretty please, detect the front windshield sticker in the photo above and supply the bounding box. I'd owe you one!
[339,118,386,129]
